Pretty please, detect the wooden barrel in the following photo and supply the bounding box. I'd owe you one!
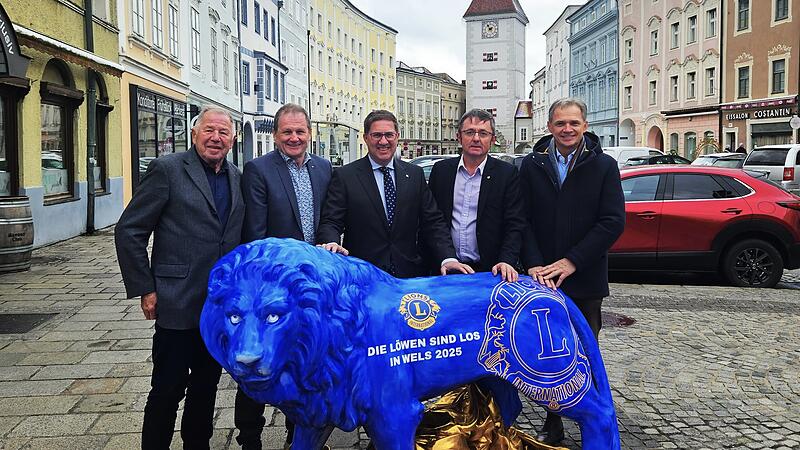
[0,196,34,273]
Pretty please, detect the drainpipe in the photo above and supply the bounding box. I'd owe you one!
[718,0,724,150]
[84,0,96,234]
[307,29,312,120]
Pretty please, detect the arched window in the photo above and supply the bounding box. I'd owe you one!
[40,59,83,200]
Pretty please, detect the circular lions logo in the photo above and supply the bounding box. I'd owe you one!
[399,293,440,331]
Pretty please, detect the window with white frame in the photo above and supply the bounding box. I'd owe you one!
[191,8,200,68]
[234,52,239,96]
[254,2,261,34]
[772,58,786,94]
[243,64,252,96]
[775,0,789,21]
[686,71,696,99]
[706,8,717,38]
[624,86,632,108]
[624,38,633,62]
[132,0,145,36]
[520,128,528,141]
[670,75,678,101]
[737,66,750,98]
[152,0,164,48]
[223,41,229,90]
[650,30,659,55]
[649,80,657,105]
[705,67,715,96]
[737,0,750,31]
[168,3,179,57]
[687,15,697,43]
[211,29,218,82]
[670,22,679,48]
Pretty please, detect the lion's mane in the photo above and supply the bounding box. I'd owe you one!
[205,238,395,430]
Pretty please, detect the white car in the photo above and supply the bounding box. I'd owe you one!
[691,152,745,166]
[742,144,800,193]
[603,146,664,168]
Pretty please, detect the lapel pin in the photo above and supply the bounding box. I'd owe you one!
[487,175,491,180]
[405,174,409,178]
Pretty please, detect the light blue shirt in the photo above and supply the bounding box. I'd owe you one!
[368,155,396,221]
[548,137,582,186]
[451,156,486,263]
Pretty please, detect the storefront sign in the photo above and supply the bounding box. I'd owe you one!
[137,90,156,111]
[0,3,31,78]
[725,107,794,121]
[156,97,171,115]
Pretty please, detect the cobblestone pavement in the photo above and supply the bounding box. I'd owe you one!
[0,228,798,449]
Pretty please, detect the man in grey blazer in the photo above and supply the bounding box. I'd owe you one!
[115,107,244,449]
[235,103,332,450]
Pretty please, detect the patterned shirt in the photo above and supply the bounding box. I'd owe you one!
[280,152,315,244]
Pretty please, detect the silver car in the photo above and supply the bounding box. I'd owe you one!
[742,145,800,193]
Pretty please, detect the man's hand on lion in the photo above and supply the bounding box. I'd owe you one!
[527,266,557,290]
[318,242,349,255]
[533,258,576,289]
[141,292,157,320]
[440,261,475,276]
[491,262,518,283]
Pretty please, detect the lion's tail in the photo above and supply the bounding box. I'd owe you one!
[564,295,621,450]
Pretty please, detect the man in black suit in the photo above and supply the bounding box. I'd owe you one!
[235,104,332,450]
[428,109,525,282]
[115,107,245,449]
[317,110,472,278]
[520,98,625,445]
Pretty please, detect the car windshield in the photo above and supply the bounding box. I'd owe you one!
[746,149,788,165]
[713,158,743,168]
[625,158,649,166]
[692,156,714,166]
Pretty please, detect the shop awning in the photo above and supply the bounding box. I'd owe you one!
[751,122,792,135]
[13,24,123,77]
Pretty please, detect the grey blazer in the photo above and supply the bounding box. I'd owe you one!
[115,148,245,330]
[241,150,332,243]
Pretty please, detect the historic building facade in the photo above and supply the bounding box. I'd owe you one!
[437,73,466,155]
[568,0,619,147]
[1,0,124,246]
[395,62,441,159]
[544,5,581,107]
[721,0,799,150]
[308,0,396,165]
[619,0,721,156]
[280,0,310,109]
[463,0,528,152]
[530,67,547,142]
[239,0,287,163]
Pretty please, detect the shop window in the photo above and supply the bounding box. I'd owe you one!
[670,133,679,154]
[0,96,17,196]
[92,73,113,193]
[40,60,82,201]
[684,132,697,159]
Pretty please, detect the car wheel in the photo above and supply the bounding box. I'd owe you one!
[721,239,784,288]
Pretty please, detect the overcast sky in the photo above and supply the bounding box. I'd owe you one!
[353,0,586,82]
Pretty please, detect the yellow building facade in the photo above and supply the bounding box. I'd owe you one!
[308,0,396,164]
[1,0,124,246]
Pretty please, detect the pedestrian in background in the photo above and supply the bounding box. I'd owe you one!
[115,107,245,449]
[519,97,625,445]
[735,142,747,154]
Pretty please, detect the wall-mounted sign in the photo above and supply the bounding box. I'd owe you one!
[0,3,31,78]
[725,107,794,122]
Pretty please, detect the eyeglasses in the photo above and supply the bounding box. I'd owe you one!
[368,132,398,140]
[460,130,494,139]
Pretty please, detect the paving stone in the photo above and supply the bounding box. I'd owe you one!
[67,377,126,395]
[20,435,110,449]
[31,364,113,381]
[0,437,30,450]
[9,414,98,437]
[89,412,144,434]
[0,380,72,397]
[72,393,139,413]
[66,340,116,352]
[103,433,140,450]
[82,350,150,364]
[101,329,154,340]
[38,331,108,341]
[0,395,81,417]
[118,377,151,394]
[0,341,71,353]
[110,339,151,351]
[106,362,152,378]
[53,321,99,332]
[16,352,87,366]
[0,366,40,382]
[94,320,153,331]
[0,416,23,435]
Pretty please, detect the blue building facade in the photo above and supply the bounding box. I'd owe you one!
[567,0,618,147]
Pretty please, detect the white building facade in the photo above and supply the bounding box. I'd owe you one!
[279,0,309,108]
[185,0,243,162]
[530,66,547,141]
[463,0,529,152]
[544,5,581,107]
[238,0,287,163]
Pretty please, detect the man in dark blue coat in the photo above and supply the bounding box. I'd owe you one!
[519,97,625,445]
[237,104,332,450]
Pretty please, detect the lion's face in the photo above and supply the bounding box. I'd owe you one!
[203,278,300,395]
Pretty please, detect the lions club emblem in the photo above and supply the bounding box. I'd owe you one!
[399,293,440,331]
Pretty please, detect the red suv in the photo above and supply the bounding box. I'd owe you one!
[610,166,800,287]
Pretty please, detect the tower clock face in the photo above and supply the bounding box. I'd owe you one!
[482,20,499,38]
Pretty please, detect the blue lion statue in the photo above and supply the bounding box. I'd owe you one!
[201,238,620,450]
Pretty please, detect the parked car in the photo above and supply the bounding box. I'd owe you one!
[604,146,664,168]
[495,153,527,169]
[610,166,800,288]
[623,154,691,166]
[711,156,746,168]
[417,159,438,182]
[692,152,745,166]
[742,144,800,193]
[408,154,456,165]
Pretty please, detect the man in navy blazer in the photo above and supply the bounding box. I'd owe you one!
[317,110,472,278]
[236,104,332,449]
[428,109,525,281]
[115,107,245,449]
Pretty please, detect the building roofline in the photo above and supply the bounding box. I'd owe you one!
[543,4,582,36]
[341,0,398,34]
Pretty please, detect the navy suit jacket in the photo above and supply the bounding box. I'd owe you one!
[241,150,332,243]
[115,148,244,329]
[316,156,455,278]
[427,155,525,273]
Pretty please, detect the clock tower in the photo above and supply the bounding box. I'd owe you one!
[463,0,528,152]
